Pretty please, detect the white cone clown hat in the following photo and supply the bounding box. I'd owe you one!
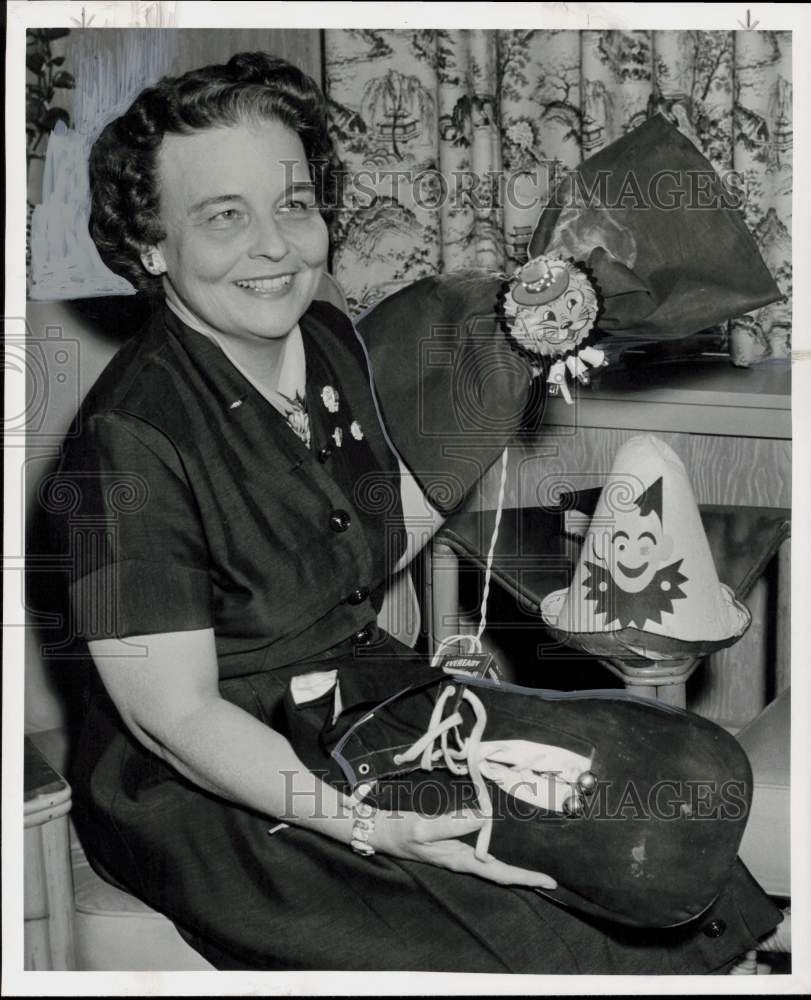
[542,436,750,657]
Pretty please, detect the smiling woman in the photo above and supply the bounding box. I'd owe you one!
[148,123,328,348]
[48,50,781,973]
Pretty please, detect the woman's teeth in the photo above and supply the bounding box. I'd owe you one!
[235,275,293,292]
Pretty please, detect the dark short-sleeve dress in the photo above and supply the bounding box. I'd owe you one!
[50,296,780,973]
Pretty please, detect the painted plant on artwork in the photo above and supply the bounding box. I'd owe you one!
[28,29,177,300]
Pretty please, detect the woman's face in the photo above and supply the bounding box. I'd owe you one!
[148,119,329,341]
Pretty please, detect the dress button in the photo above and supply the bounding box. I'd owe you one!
[702,919,726,939]
[352,627,373,645]
[318,445,333,463]
[346,587,369,606]
[329,509,351,532]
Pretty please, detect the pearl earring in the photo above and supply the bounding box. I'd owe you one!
[145,252,165,275]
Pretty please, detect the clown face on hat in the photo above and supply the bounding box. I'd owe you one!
[543,436,750,649]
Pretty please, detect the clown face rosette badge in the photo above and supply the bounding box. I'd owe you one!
[541,436,751,659]
[500,255,607,403]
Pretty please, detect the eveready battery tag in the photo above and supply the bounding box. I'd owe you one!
[437,652,502,717]
[438,652,499,681]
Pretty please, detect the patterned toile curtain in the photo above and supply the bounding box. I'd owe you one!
[324,29,791,363]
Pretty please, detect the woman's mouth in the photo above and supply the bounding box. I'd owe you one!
[234,274,294,295]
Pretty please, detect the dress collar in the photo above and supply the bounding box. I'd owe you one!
[161,301,316,449]
[164,297,306,401]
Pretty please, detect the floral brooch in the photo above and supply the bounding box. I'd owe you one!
[321,386,340,413]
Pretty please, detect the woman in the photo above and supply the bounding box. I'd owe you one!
[53,51,779,972]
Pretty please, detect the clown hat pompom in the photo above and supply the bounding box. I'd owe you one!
[541,436,750,656]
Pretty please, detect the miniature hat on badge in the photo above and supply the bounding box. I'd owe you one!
[541,435,751,659]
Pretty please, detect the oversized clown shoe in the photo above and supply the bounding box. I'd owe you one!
[541,435,751,660]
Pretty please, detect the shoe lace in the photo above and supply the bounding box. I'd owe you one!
[392,449,508,860]
[392,683,495,862]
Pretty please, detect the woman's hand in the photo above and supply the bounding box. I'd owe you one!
[374,808,557,890]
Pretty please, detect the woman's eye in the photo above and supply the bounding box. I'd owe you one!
[542,310,556,323]
[278,199,316,214]
[208,208,243,224]
[566,296,579,311]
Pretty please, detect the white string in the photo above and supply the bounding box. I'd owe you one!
[429,446,509,672]
[476,447,510,644]
[430,632,481,668]
[401,451,514,861]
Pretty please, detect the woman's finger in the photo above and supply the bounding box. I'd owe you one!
[420,838,557,890]
[471,855,558,890]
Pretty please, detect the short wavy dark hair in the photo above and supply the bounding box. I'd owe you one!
[89,51,336,294]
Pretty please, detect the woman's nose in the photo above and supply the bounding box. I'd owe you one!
[559,319,572,330]
[248,214,289,259]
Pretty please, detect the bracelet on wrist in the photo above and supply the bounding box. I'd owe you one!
[349,782,377,857]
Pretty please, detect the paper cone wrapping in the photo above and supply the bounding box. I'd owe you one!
[545,436,749,645]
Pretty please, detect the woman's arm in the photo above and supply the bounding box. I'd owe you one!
[88,627,554,888]
[89,628,352,837]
